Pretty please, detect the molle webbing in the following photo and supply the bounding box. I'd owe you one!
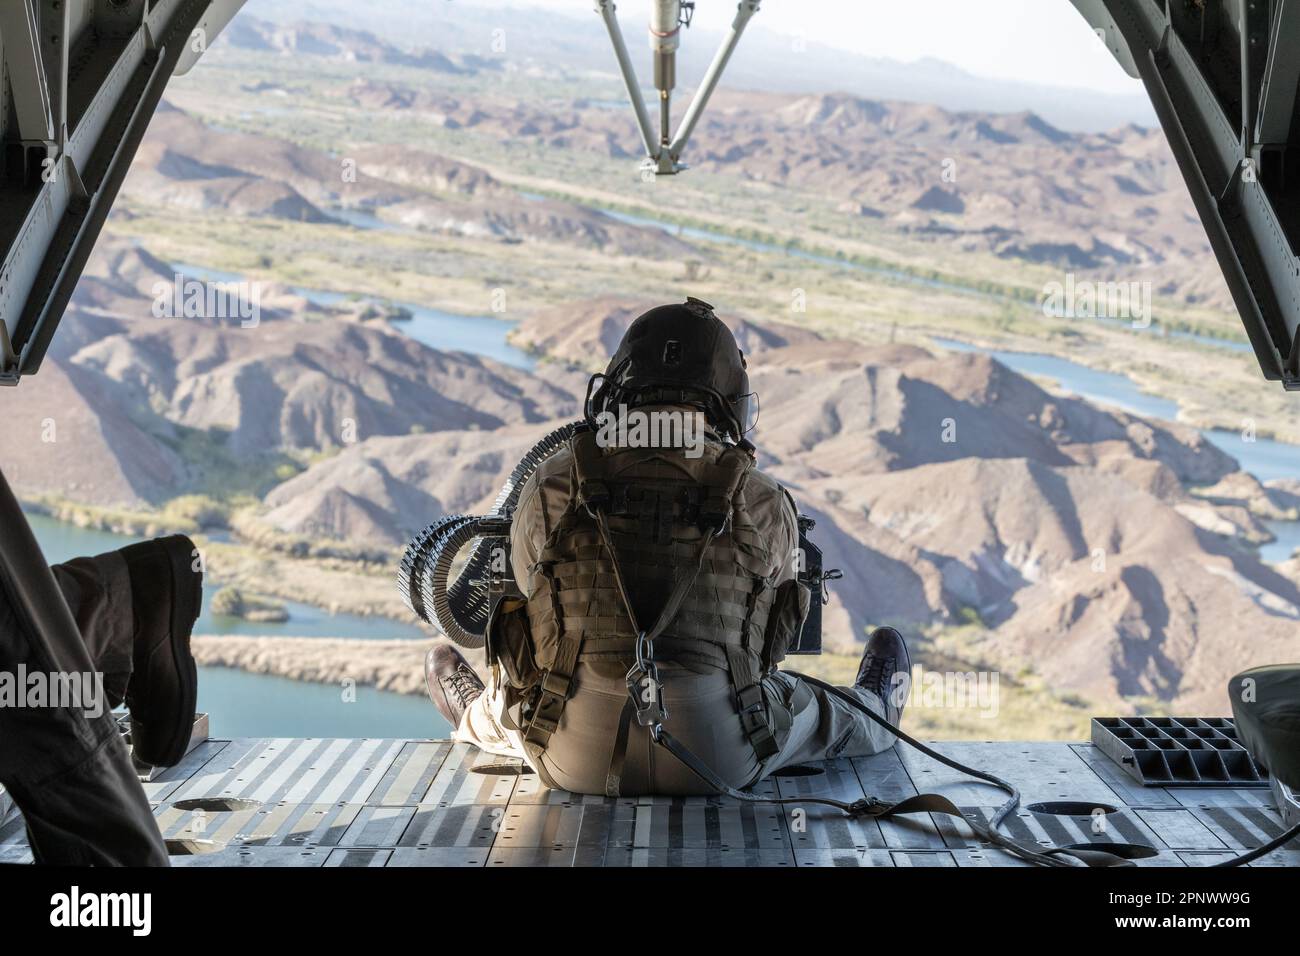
[525,545,772,657]
[527,436,769,666]
[522,432,778,762]
[570,430,750,534]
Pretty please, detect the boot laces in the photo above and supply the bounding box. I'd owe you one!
[442,665,481,707]
[863,654,896,694]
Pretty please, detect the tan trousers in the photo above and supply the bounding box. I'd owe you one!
[456,661,897,795]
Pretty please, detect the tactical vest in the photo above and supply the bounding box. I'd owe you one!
[519,429,781,762]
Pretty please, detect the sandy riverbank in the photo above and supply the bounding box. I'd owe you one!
[190,635,479,697]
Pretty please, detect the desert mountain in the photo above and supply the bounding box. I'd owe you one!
[261,422,570,546]
[350,145,509,197]
[221,16,492,75]
[0,359,186,507]
[1,240,585,505]
[64,307,580,458]
[509,296,826,369]
[750,348,1237,487]
[325,74,1227,310]
[251,296,1293,712]
[123,105,694,257]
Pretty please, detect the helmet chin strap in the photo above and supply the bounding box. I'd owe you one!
[582,372,608,428]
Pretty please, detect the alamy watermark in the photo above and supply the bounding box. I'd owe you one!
[0,665,105,718]
[1041,273,1152,329]
[151,273,262,328]
[593,404,706,459]
[890,664,1000,717]
[50,886,151,936]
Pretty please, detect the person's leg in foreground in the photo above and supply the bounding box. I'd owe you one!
[51,536,204,769]
[0,499,202,865]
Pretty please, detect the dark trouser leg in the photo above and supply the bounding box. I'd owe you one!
[49,552,135,709]
[0,488,167,865]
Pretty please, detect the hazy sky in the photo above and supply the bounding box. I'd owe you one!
[471,0,1140,95]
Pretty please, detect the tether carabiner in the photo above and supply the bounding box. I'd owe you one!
[627,630,668,728]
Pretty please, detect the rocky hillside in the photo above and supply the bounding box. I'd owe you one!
[0,242,583,505]
[260,423,571,546]
[121,104,695,257]
[1,358,187,506]
[321,74,1227,311]
[509,296,827,368]
[249,297,1298,712]
[68,314,577,457]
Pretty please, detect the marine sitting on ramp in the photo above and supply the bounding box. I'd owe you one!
[420,298,909,795]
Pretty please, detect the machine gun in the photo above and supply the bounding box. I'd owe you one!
[398,420,834,654]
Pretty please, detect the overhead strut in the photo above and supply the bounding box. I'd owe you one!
[594,0,761,176]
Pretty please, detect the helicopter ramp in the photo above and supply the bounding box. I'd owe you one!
[2,736,1295,867]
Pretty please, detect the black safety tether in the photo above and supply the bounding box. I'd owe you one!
[656,669,1300,868]
[649,710,1127,868]
[622,632,1300,864]
[580,456,1297,866]
[794,674,1300,868]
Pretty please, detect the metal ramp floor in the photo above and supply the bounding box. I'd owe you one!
[2,738,1296,867]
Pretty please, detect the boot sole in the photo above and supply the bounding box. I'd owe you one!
[143,538,202,766]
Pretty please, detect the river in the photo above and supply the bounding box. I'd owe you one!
[169,261,537,371]
[57,206,1291,739]
[26,513,451,738]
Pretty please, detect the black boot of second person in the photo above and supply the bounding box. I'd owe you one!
[120,535,203,767]
[855,626,912,725]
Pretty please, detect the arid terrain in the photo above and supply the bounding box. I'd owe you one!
[6,5,1299,737]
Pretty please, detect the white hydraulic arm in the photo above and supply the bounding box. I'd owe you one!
[595,0,761,175]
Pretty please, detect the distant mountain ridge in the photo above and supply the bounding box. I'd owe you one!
[324,76,1225,308]
[221,15,495,75]
[236,1,1156,132]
